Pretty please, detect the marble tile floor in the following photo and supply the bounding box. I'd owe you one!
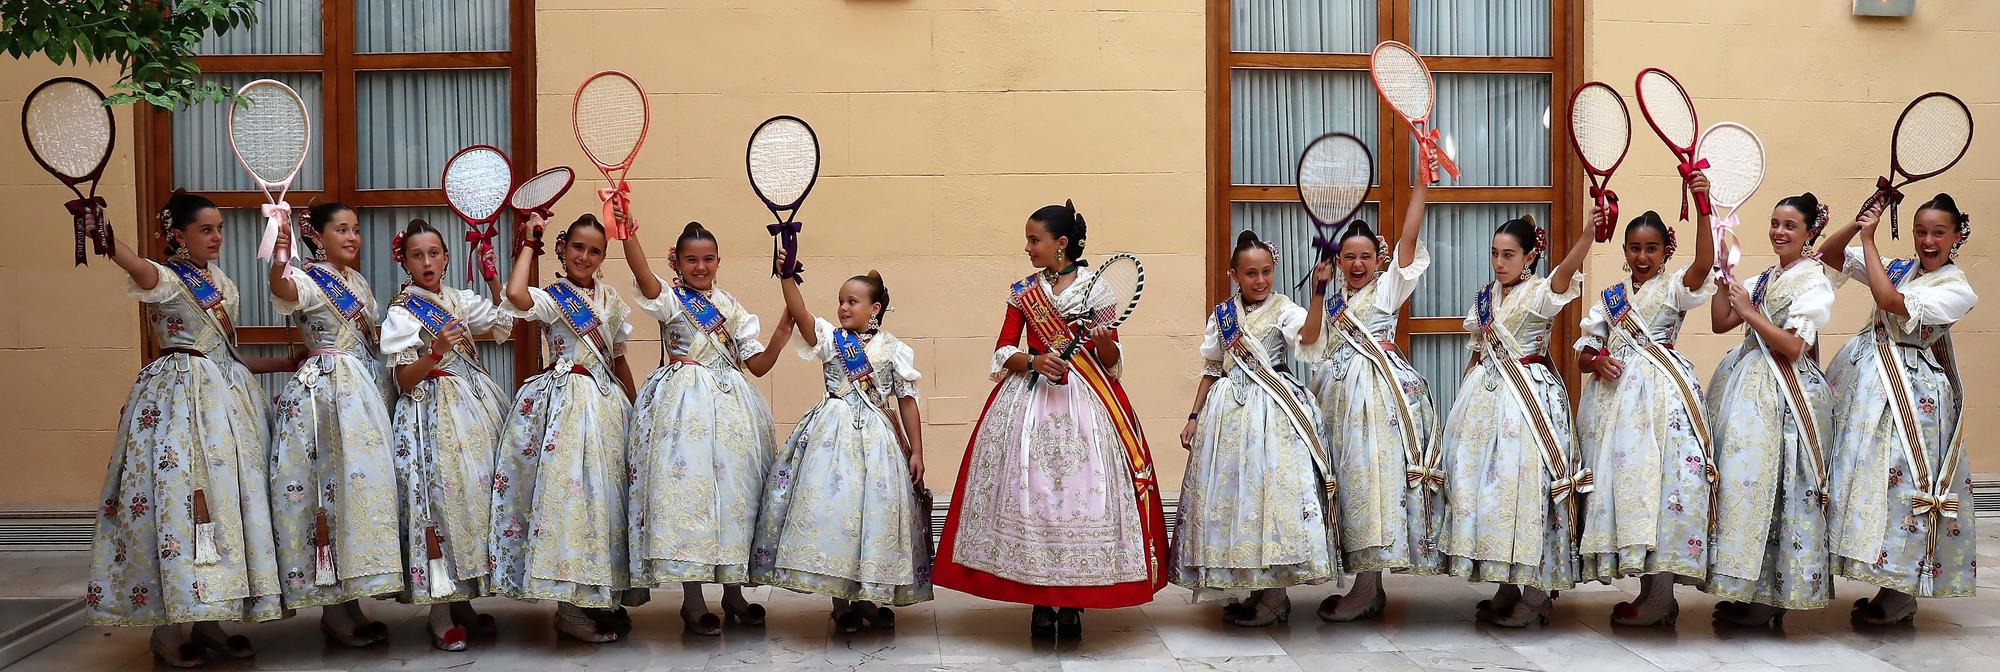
[3,529,1998,671]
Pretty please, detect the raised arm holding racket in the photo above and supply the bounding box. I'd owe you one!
[1857,92,1973,239]
[573,71,649,240]
[228,79,311,264]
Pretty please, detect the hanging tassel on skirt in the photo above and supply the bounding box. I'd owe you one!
[425,525,456,598]
[314,508,337,586]
[192,489,219,566]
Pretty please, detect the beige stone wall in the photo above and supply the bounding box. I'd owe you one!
[529,0,1210,493]
[6,0,1998,508]
[0,58,147,507]
[1585,1,2000,471]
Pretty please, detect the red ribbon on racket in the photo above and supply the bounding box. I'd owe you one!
[1416,127,1460,184]
[1676,158,1712,220]
[262,202,293,264]
[1865,175,1907,239]
[598,181,632,240]
[768,220,805,282]
[465,225,499,283]
[1590,185,1620,242]
[65,196,111,266]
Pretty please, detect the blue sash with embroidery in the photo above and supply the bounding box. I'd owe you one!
[673,287,728,335]
[1750,267,1776,308]
[396,291,479,365]
[305,264,364,322]
[546,281,611,359]
[166,260,224,311]
[1324,290,1347,323]
[1601,283,1631,324]
[1214,300,1242,349]
[832,328,874,384]
[1887,258,1917,288]
[1474,282,1496,333]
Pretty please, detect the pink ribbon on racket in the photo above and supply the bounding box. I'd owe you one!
[1590,185,1620,242]
[65,196,110,267]
[1415,127,1460,184]
[259,201,293,264]
[465,225,499,283]
[1712,210,1742,283]
[767,220,806,282]
[1676,158,1712,220]
[598,181,632,240]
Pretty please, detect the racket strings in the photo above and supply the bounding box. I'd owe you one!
[1083,259,1145,328]
[1895,99,1973,175]
[1371,47,1433,118]
[1571,87,1630,172]
[1697,127,1764,208]
[232,85,309,183]
[444,151,512,221]
[748,121,818,207]
[1299,141,1372,224]
[1637,74,1697,146]
[512,169,573,210]
[575,80,646,164]
[24,82,112,178]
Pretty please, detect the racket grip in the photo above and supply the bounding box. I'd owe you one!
[1692,191,1712,218]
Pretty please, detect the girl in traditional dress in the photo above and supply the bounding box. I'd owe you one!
[381,218,515,651]
[1173,230,1334,627]
[1438,211,1597,628]
[620,221,789,636]
[494,213,638,643]
[1573,176,1717,627]
[83,192,291,668]
[1818,194,1977,624]
[265,202,404,646]
[755,270,932,633]
[934,201,1168,639]
[1703,193,1837,626]
[1311,173,1442,623]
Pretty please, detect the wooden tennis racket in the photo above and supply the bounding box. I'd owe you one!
[443,145,514,282]
[1295,132,1375,287]
[1030,252,1145,387]
[1370,41,1458,184]
[572,71,649,240]
[22,77,116,266]
[747,115,821,281]
[1860,92,1973,239]
[1636,68,1709,220]
[1568,82,1631,242]
[228,79,312,263]
[1694,122,1765,284]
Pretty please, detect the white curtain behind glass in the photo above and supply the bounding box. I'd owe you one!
[197,0,321,55]
[355,70,512,190]
[1231,69,1379,185]
[1424,74,1551,187]
[1413,0,1551,57]
[357,0,510,53]
[1231,0,1374,54]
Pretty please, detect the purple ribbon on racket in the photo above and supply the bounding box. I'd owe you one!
[261,202,293,264]
[768,220,805,282]
[65,196,110,266]
[1676,158,1711,220]
[465,225,499,283]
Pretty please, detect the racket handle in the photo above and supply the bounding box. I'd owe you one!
[1692,191,1712,218]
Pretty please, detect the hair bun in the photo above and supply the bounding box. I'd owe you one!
[866,269,882,282]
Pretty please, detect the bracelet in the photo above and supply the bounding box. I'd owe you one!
[429,350,445,362]
[1187,412,1199,421]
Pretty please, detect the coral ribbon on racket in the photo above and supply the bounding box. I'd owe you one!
[767,220,805,281]
[1415,126,1460,184]
[65,196,110,266]
[259,202,292,263]
[1676,158,1711,220]
[465,225,499,283]
[597,181,632,240]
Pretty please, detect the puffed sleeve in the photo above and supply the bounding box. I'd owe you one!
[1899,278,1978,333]
[794,316,840,363]
[381,305,426,367]
[127,260,185,304]
[1574,290,1610,353]
[270,263,327,315]
[727,295,766,363]
[887,336,922,400]
[1199,310,1224,377]
[500,286,563,323]
[1461,296,1481,344]
[1530,272,1586,319]
[1373,241,1432,313]
[1667,265,1718,311]
[990,304,1027,381]
[1831,245,1869,286]
[1779,274,1835,347]
[455,288,513,338]
[633,274,680,323]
